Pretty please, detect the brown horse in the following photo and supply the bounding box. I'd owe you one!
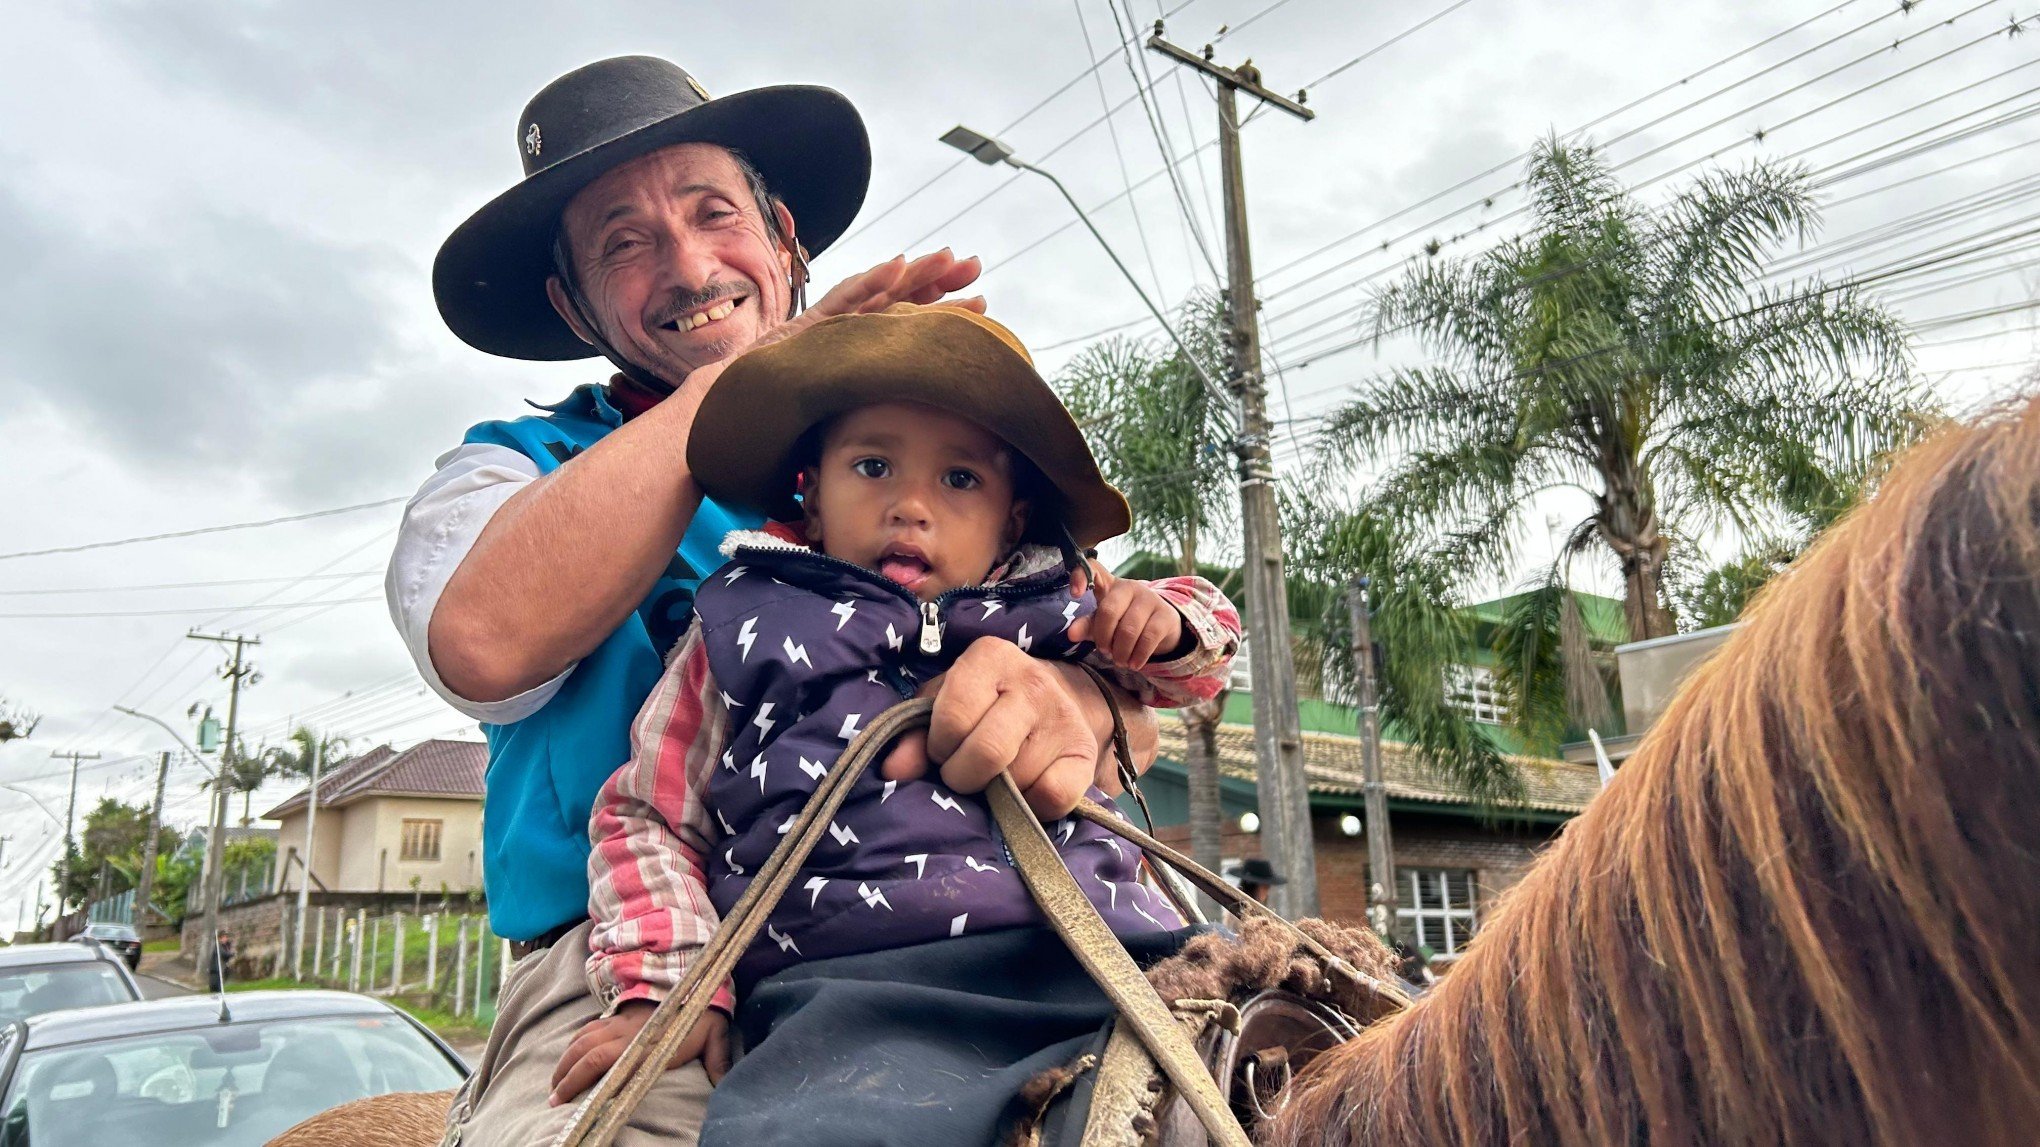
[1263,393,2040,1145]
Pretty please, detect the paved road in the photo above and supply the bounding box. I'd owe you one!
[135,972,193,999]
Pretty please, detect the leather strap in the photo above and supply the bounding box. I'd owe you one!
[1070,797,1412,1012]
[553,699,934,1147]
[985,773,1253,1147]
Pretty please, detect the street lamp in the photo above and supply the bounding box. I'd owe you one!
[938,125,1235,417]
[113,706,225,963]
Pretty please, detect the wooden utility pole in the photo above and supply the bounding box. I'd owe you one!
[47,749,100,920]
[1347,580,1398,936]
[1149,27,1320,916]
[188,631,258,960]
[135,751,171,928]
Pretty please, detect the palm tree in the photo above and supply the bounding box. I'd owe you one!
[1303,137,1935,795]
[260,725,348,783]
[1058,293,1236,881]
[0,698,37,745]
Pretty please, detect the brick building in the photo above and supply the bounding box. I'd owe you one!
[1136,717,1598,955]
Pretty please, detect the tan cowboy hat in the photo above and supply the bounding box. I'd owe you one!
[689,304,1131,548]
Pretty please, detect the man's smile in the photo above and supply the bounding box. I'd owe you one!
[660,294,749,334]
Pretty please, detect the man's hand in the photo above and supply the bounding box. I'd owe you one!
[759,249,983,350]
[1067,567,1188,672]
[879,639,1098,820]
[549,1001,730,1106]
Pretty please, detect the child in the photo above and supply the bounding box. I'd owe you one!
[557,304,1240,1145]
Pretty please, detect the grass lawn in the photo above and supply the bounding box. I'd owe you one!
[226,976,490,1045]
[142,938,180,953]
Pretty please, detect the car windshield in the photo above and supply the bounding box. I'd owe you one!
[0,967,134,1023]
[81,927,135,942]
[0,1013,464,1146]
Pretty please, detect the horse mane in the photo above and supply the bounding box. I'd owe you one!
[1264,393,2040,1145]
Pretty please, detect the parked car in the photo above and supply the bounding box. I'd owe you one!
[0,990,467,1145]
[0,944,141,1024]
[68,924,142,970]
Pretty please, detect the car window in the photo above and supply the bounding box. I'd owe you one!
[0,1014,464,1147]
[0,967,136,1022]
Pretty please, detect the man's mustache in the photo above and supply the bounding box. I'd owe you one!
[649,281,757,328]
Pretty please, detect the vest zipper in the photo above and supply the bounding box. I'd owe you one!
[919,601,943,654]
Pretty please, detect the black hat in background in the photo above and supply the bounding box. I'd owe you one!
[1228,857,1288,887]
[434,55,870,361]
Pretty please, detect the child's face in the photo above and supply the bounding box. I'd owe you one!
[803,402,1030,601]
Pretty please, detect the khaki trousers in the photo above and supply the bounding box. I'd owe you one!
[443,920,710,1146]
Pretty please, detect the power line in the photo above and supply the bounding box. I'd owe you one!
[1076,0,1169,300]
[0,571,381,597]
[0,595,381,621]
[0,497,404,561]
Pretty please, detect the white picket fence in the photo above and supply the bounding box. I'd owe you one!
[283,904,510,1020]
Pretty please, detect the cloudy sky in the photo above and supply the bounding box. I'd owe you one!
[2,0,2034,931]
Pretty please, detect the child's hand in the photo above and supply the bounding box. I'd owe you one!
[1068,567,1189,672]
[549,1000,730,1106]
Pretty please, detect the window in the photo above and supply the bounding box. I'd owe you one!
[1443,663,1509,724]
[1396,868,1478,955]
[399,819,442,862]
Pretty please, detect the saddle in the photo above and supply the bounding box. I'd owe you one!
[553,695,1411,1147]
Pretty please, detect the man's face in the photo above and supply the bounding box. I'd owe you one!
[804,403,1031,602]
[550,143,793,386]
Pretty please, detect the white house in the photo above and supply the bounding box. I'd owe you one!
[263,739,486,895]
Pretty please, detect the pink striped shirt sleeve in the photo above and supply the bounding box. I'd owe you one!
[1089,575,1241,708]
[585,621,736,1015]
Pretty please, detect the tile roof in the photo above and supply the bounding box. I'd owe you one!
[262,739,486,819]
[1154,721,1600,816]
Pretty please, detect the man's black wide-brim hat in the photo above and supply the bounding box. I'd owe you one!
[434,55,870,361]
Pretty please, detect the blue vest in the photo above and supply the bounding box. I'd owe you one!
[461,384,757,940]
[694,541,1182,989]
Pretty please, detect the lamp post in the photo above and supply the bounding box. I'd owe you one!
[114,707,223,958]
[941,125,1321,915]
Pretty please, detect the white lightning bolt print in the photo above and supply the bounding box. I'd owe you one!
[904,853,929,878]
[799,757,827,781]
[776,815,796,835]
[831,600,858,631]
[881,780,897,803]
[750,754,769,792]
[1016,624,1032,653]
[828,821,860,846]
[963,856,998,873]
[736,616,758,660]
[1056,819,1077,846]
[866,669,881,684]
[767,924,800,955]
[752,701,777,738]
[720,748,735,772]
[1132,900,1164,929]
[1062,601,1081,632]
[950,914,969,937]
[857,882,893,910]
[782,635,811,667]
[1097,837,1123,858]
[885,623,902,651]
[979,599,1005,619]
[839,712,863,741]
[804,876,830,908]
[931,792,966,816]
[714,808,734,836]
[723,565,748,584]
[725,847,745,877]
[1093,874,1119,909]
[719,690,741,711]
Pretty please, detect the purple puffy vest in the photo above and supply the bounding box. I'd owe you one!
[693,540,1183,988]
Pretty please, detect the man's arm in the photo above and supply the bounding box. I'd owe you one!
[430,389,706,703]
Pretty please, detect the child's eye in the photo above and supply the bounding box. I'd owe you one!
[851,457,890,479]
[943,469,981,491]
